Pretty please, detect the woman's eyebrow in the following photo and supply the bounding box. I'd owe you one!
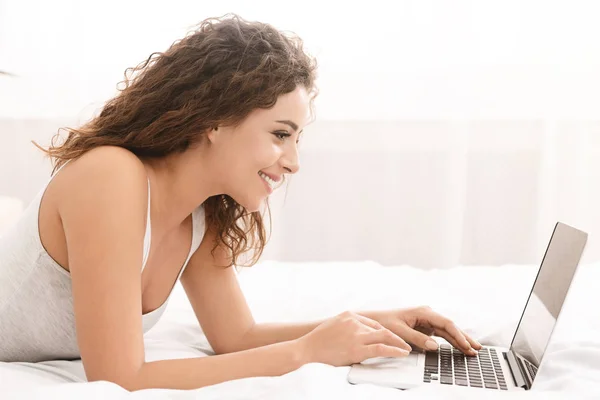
[275,120,298,131]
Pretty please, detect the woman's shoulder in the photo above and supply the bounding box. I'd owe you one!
[51,146,149,212]
[60,146,146,179]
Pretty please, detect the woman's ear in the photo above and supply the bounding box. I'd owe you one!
[206,127,219,144]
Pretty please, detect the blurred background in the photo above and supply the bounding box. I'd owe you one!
[1,0,600,268]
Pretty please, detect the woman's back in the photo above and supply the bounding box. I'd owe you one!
[0,148,205,362]
[0,179,82,362]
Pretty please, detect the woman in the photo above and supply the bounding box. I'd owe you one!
[0,14,481,390]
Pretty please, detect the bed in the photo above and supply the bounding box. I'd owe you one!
[2,260,600,399]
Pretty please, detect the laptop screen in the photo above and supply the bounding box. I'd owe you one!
[509,222,587,368]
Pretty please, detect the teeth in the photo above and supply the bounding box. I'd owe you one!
[258,171,276,188]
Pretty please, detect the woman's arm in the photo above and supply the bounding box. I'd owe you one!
[59,148,312,391]
[181,230,327,354]
[132,340,305,390]
[228,321,323,352]
[180,233,478,355]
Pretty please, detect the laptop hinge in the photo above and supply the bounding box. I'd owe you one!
[505,351,532,390]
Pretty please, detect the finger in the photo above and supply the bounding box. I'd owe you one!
[353,314,383,331]
[418,309,474,355]
[441,323,474,354]
[362,328,412,352]
[363,343,410,360]
[462,330,483,350]
[394,324,439,351]
[433,330,476,355]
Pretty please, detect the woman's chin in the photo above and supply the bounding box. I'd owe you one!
[230,196,264,214]
[244,200,264,213]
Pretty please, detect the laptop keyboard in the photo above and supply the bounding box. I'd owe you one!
[423,344,508,390]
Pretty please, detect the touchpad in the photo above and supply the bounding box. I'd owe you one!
[360,353,420,368]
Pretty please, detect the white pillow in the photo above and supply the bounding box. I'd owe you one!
[0,196,23,236]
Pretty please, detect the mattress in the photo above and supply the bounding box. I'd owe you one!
[2,260,600,399]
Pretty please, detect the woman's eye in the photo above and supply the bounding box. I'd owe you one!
[273,131,291,141]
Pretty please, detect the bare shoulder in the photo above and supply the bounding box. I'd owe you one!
[54,146,148,213]
[55,146,147,192]
[53,146,151,260]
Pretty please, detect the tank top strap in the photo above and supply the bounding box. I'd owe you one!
[141,178,152,271]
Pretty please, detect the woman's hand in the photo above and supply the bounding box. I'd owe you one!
[296,311,413,367]
[362,306,482,356]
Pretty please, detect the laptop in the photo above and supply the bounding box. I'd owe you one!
[347,222,588,391]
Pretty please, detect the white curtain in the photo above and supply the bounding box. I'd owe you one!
[260,121,600,268]
[2,1,600,267]
[3,118,599,268]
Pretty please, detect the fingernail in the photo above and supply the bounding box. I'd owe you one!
[426,339,439,351]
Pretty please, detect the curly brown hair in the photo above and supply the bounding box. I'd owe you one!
[33,13,318,268]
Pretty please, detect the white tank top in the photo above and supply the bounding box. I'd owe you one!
[0,162,205,362]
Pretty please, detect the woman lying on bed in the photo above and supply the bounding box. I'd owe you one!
[0,14,481,391]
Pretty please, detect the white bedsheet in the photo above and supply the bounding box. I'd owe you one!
[3,261,600,399]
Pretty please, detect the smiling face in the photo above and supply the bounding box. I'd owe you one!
[206,86,311,212]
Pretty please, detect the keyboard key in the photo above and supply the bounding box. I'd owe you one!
[440,345,511,390]
[425,351,439,367]
[440,376,454,385]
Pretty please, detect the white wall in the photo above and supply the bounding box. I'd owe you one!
[2,118,599,269]
[1,1,600,267]
[2,0,600,119]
